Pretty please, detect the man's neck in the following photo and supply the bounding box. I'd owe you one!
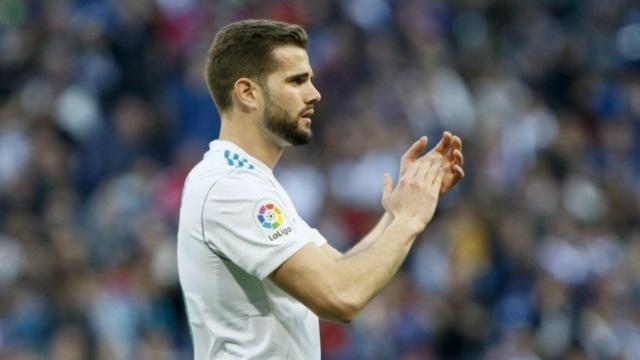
[218,116,284,169]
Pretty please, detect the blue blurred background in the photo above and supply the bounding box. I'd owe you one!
[1,0,640,359]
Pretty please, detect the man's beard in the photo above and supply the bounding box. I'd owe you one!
[263,96,312,146]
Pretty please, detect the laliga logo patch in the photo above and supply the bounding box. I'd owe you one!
[257,203,283,229]
[255,200,294,241]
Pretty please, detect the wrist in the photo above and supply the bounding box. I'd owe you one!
[389,216,426,237]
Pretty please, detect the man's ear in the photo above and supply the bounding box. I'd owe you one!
[233,78,260,112]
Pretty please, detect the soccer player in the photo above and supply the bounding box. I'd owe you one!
[177,19,464,359]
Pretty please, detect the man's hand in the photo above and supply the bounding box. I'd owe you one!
[399,136,429,177]
[431,131,464,195]
[272,154,445,324]
[399,132,464,196]
[381,154,444,233]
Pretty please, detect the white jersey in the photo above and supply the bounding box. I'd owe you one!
[177,139,327,359]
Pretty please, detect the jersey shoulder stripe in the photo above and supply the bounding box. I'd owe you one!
[223,149,255,169]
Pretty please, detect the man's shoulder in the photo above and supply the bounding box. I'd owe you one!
[213,168,274,196]
[188,151,274,198]
[189,146,265,179]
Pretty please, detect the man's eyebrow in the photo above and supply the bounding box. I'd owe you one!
[285,72,314,81]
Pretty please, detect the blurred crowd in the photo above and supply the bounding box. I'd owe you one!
[1,0,640,359]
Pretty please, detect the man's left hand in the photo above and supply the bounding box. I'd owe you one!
[399,132,464,196]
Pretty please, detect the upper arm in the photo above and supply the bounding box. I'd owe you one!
[203,173,320,279]
[270,243,352,322]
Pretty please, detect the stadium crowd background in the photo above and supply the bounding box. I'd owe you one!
[1,0,640,358]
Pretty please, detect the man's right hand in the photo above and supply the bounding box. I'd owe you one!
[381,154,444,234]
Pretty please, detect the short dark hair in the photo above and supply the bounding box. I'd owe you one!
[205,19,308,112]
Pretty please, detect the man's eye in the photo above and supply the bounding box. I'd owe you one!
[289,76,307,85]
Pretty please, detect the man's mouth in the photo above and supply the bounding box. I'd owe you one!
[300,108,314,119]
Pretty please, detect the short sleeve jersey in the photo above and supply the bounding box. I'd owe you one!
[177,140,327,359]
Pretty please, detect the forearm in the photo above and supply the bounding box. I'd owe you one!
[330,217,422,318]
[344,212,393,257]
[272,155,444,322]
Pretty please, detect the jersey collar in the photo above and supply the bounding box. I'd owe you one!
[210,140,273,173]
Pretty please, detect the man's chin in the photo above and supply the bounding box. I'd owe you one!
[290,134,312,146]
[288,129,312,146]
[264,116,312,146]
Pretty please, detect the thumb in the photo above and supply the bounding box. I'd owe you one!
[382,172,393,198]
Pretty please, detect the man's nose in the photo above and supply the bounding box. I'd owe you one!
[306,83,321,104]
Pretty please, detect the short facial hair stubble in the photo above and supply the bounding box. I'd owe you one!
[263,90,311,146]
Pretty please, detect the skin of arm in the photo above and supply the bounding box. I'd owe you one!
[343,212,392,257]
[320,212,392,261]
[273,217,422,323]
[270,153,445,323]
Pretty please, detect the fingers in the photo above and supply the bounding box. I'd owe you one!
[453,164,465,180]
[452,149,464,166]
[402,136,428,161]
[448,164,465,186]
[452,135,462,153]
[444,135,462,160]
[433,131,452,155]
[417,131,462,161]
